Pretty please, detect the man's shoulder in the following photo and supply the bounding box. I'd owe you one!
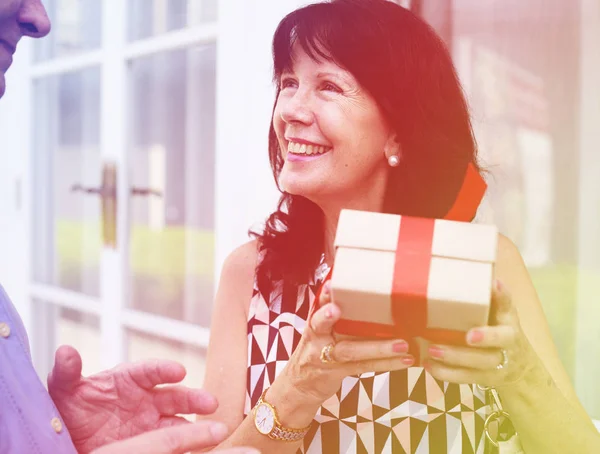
[0,283,31,357]
[0,283,17,320]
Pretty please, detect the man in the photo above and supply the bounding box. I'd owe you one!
[0,2,256,453]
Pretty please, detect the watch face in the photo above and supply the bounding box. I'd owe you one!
[255,403,275,435]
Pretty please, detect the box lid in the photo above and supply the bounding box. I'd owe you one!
[334,209,498,263]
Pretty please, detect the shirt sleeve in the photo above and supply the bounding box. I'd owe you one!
[0,284,77,454]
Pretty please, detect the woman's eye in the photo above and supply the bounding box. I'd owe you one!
[280,78,297,89]
[321,82,342,93]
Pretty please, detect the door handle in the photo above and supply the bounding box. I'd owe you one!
[70,184,115,196]
[130,187,162,197]
[70,162,117,248]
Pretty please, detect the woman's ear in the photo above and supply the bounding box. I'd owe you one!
[384,134,402,161]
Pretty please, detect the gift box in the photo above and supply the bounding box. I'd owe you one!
[329,209,498,345]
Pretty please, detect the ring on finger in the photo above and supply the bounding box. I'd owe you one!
[320,343,336,364]
[496,349,509,370]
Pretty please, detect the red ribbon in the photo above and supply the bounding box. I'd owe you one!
[443,163,487,222]
[390,217,434,338]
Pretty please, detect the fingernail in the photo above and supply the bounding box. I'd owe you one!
[392,341,408,353]
[467,329,484,344]
[210,422,228,439]
[495,279,503,292]
[428,346,444,359]
[402,355,415,366]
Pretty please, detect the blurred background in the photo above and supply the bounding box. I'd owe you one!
[0,0,599,426]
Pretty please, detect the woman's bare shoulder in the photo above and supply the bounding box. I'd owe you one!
[221,239,261,278]
[496,233,521,261]
[216,239,261,314]
[494,233,533,299]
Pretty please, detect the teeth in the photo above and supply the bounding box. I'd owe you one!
[287,142,330,155]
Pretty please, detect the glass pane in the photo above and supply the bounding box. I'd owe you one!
[32,68,102,297]
[32,301,101,379]
[35,0,102,61]
[56,308,101,375]
[450,0,600,417]
[127,329,206,390]
[127,0,217,41]
[127,44,216,325]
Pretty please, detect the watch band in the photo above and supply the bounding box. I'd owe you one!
[254,388,312,442]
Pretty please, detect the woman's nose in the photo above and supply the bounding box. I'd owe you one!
[18,0,52,39]
[279,90,315,125]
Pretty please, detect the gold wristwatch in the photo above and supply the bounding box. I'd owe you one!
[252,388,311,442]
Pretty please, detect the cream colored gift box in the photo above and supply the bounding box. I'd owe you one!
[329,209,499,344]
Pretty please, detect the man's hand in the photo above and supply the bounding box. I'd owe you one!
[90,422,258,454]
[48,345,225,453]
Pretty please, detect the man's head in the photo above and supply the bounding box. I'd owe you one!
[0,0,51,98]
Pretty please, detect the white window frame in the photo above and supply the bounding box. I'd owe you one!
[20,0,219,376]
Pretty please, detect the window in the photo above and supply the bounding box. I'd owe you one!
[29,0,217,380]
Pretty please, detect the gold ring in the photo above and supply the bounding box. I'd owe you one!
[496,349,509,370]
[320,343,336,364]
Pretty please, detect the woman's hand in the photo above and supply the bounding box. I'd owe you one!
[422,279,539,388]
[280,281,415,407]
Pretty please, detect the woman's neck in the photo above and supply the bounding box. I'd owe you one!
[319,197,385,268]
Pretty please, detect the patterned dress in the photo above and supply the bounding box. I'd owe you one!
[244,261,492,453]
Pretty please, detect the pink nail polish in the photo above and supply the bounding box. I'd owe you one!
[402,356,415,366]
[467,329,484,344]
[428,346,444,359]
[495,279,503,292]
[392,341,408,353]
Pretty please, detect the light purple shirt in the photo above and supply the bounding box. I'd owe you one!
[0,284,77,453]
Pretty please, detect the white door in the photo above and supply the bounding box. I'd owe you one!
[26,0,218,388]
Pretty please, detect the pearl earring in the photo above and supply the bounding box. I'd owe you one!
[388,155,400,167]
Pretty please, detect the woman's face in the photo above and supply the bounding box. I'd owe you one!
[273,45,398,209]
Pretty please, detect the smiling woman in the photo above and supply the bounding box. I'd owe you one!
[198,1,600,453]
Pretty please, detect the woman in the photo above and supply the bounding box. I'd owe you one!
[200,0,600,452]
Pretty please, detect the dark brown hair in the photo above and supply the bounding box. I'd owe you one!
[251,0,482,294]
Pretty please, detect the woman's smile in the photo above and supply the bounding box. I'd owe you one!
[286,139,333,162]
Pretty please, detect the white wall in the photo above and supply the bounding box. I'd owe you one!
[0,40,32,333]
[213,0,307,277]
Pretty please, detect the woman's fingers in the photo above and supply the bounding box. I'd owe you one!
[311,279,413,375]
[309,280,341,336]
[319,280,332,305]
[310,302,341,335]
[346,355,415,376]
[490,279,516,326]
[427,344,506,370]
[465,325,517,349]
[332,338,410,363]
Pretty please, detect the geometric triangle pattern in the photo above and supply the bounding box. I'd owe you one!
[244,269,493,453]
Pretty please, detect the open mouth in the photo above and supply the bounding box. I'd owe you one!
[286,141,332,161]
